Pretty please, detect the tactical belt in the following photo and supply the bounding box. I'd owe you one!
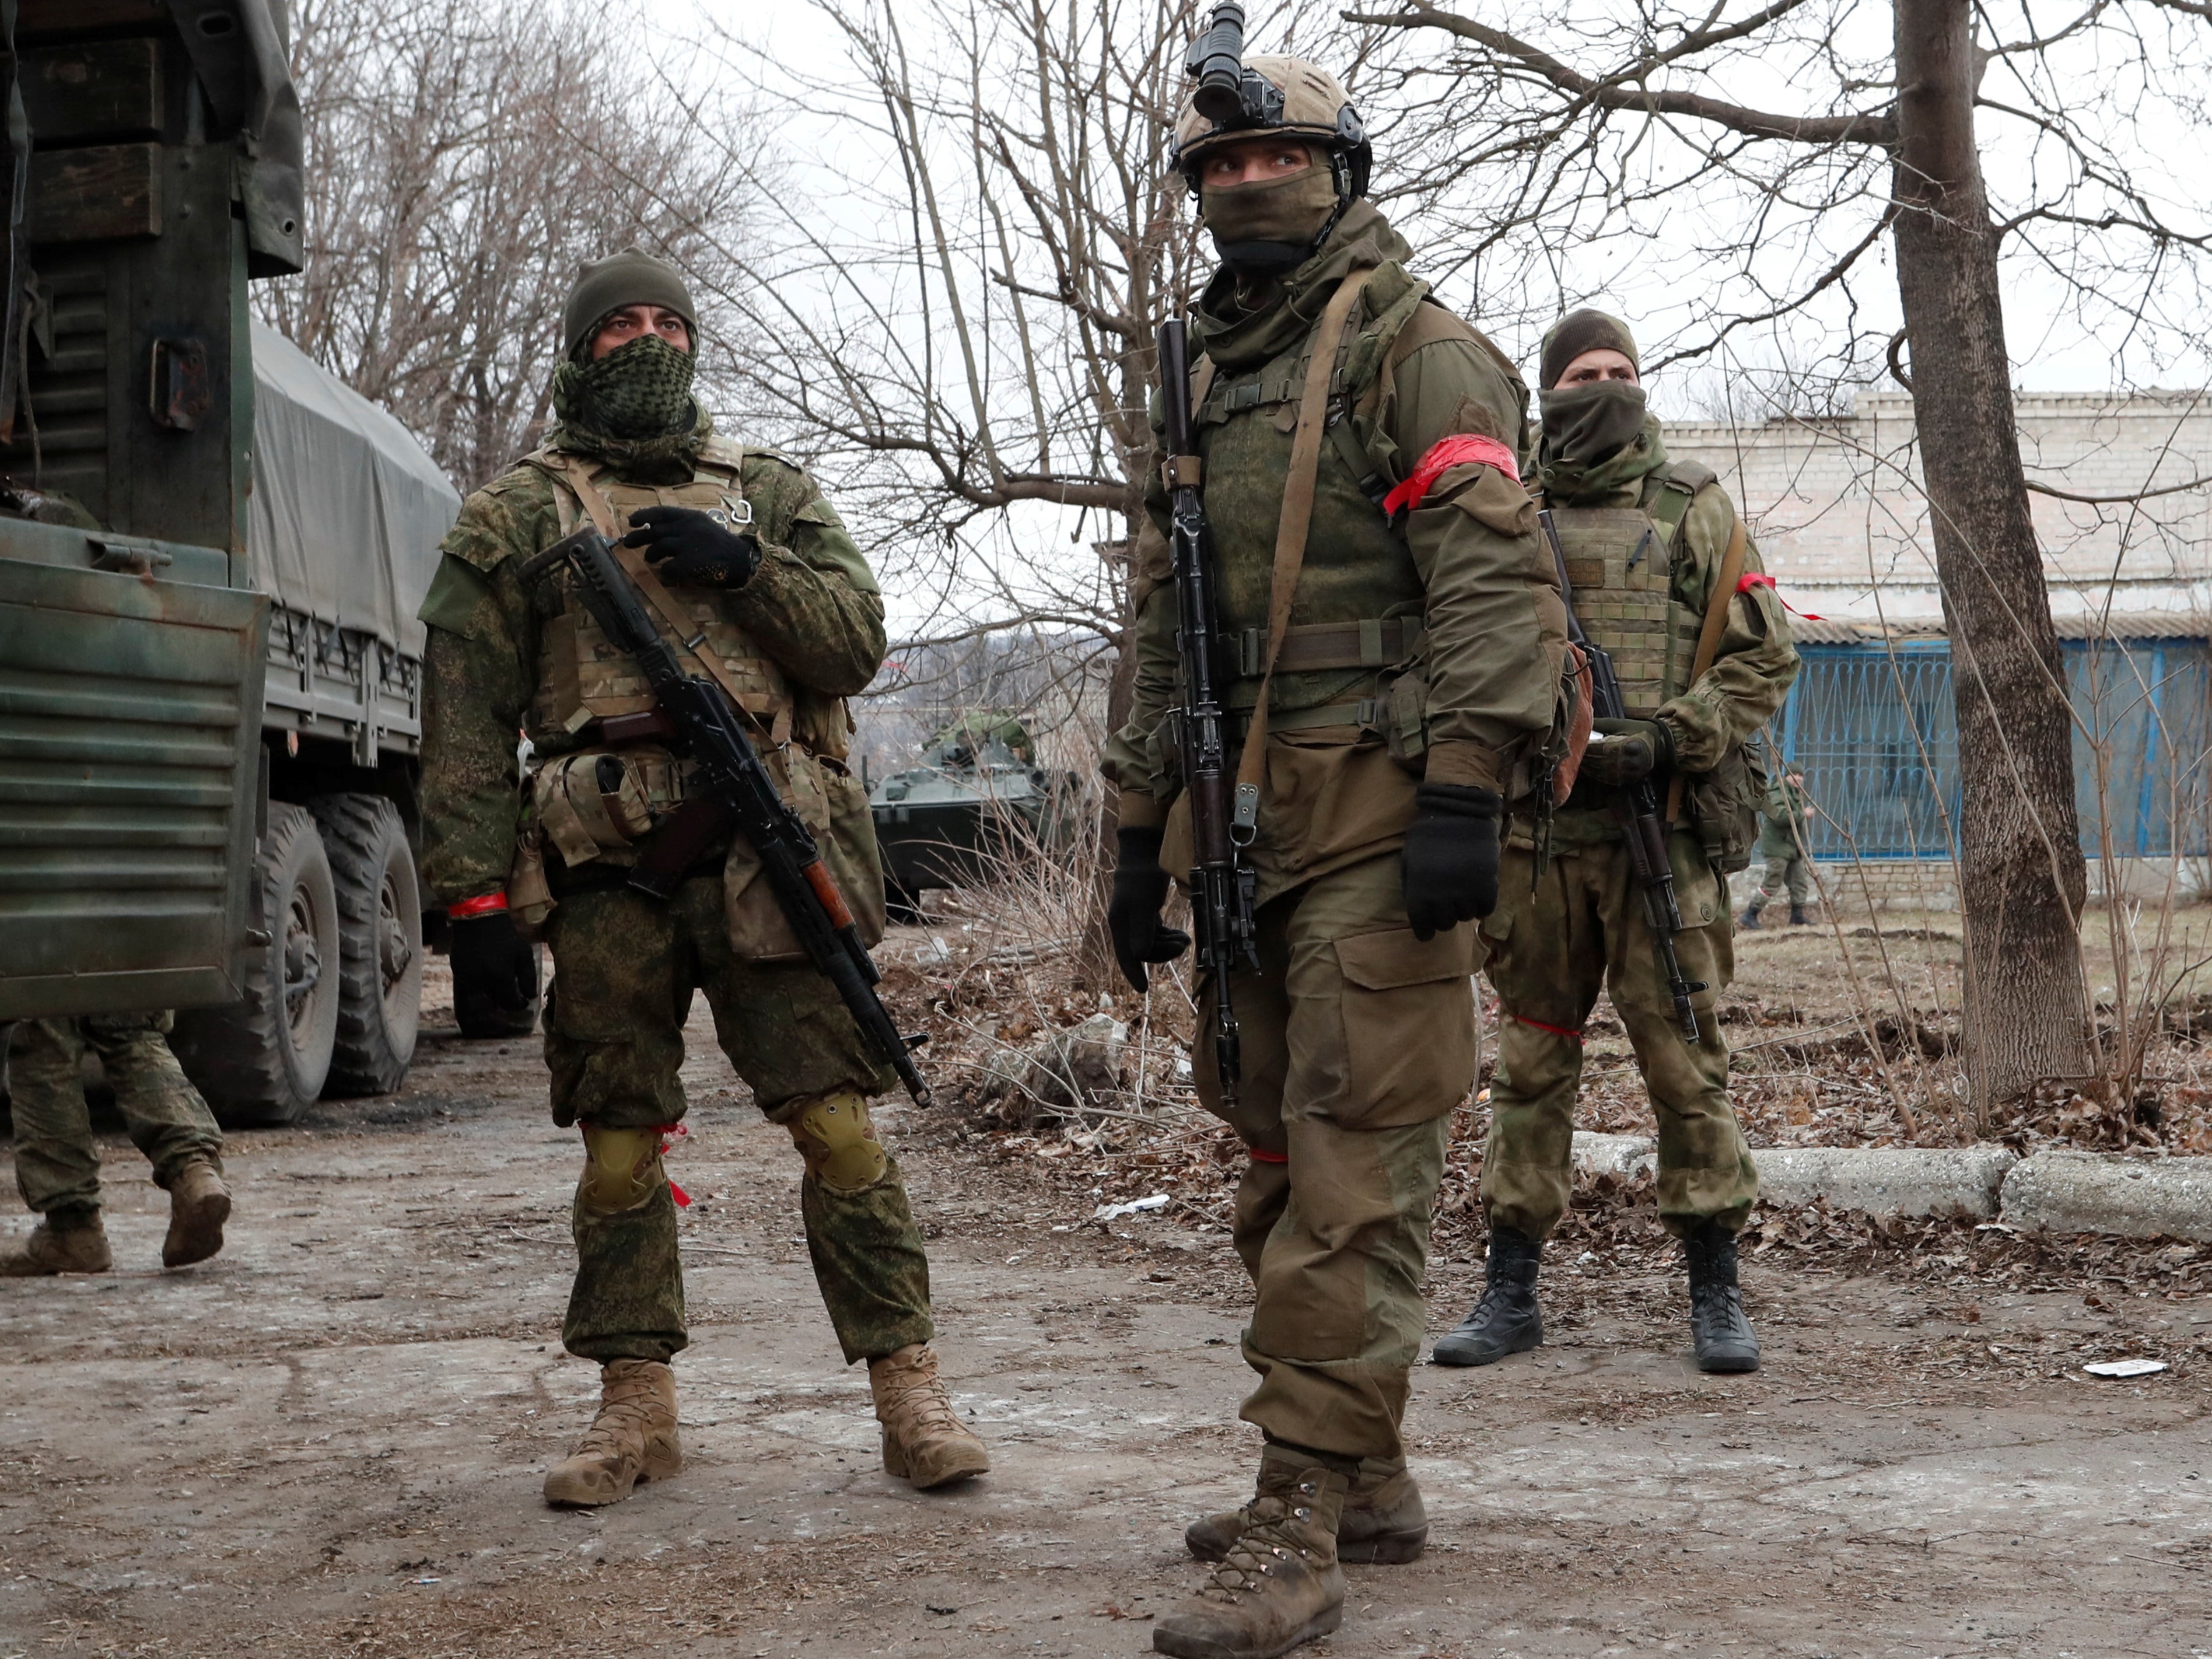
[1229,698,1373,738]
[1231,617,1423,677]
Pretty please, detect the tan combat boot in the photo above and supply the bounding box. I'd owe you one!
[1186,1454,1427,1564]
[162,1160,231,1269]
[1155,1449,1349,1659]
[0,1212,112,1276]
[869,1342,990,1489]
[542,1360,681,1507]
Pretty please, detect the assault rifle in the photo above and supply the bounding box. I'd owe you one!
[1538,508,1706,1042]
[1157,317,1258,1107]
[528,526,933,1105]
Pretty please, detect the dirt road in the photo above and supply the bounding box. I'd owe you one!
[5,966,2210,1659]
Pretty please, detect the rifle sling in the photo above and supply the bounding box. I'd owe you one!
[552,457,792,748]
[1664,510,1749,825]
[1231,265,1378,799]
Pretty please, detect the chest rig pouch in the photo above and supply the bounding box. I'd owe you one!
[1542,464,1709,720]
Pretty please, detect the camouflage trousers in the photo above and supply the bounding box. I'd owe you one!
[1479,834,1758,1241]
[1754,852,1814,908]
[6,1013,223,1218]
[1194,852,1476,1462]
[544,876,933,1367]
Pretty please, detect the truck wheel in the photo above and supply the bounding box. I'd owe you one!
[310,794,423,1096]
[173,803,342,1126]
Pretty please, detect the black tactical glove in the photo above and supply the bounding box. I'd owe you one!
[1577,716,1675,788]
[1399,783,1502,940]
[449,909,540,1038]
[621,505,761,587]
[1107,825,1191,992]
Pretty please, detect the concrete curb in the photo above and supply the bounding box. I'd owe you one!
[1999,1151,2212,1243]
[1565,1132,2212,1238]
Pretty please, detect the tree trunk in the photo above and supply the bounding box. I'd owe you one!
[1889,0,2095,1111]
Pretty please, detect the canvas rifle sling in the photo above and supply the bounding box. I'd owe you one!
[1664,508,1749,825]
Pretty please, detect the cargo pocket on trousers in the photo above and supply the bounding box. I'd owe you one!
[1330,925,1478,1129]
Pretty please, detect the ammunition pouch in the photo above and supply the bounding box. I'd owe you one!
[723,746,887,963]
[531,746,692,869]
[1684,738,1770,874]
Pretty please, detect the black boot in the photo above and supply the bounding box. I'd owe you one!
[1684,1222,1759,1373]
[1789,904,1811,926]
[1431,1227,1542,1366]
[1738,904,1763,930]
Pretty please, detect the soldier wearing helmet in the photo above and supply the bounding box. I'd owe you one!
[1105,23,1569,1659]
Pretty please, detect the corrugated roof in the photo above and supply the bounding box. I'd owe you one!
[1790,614,2207,645]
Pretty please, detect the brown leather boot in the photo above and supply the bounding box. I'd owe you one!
[1154,1449,1348,1659]
[162,1160,231,1269]
[542,1360,681,1507]
[1186,1454,1427,1564]
[0,1210,112,1276]
[869,1342,990,1489]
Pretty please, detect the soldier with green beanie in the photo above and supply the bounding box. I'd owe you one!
[1742,766,1817,927]
[416,247,988,1509]
[1103,42,1568,1659]
[1432,308,1800,1377]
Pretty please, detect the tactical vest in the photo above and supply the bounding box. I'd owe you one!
[524,436,794,742]
[1541,460,1717,719]
[1194,309,1426,733]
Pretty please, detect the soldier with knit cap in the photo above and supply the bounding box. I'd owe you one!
[1432,307,1800,1376]
[416,247,988,1509]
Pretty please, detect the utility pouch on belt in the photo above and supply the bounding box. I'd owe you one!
[531,747,689,868]
[1686,736,1769,874]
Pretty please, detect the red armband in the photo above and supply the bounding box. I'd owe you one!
[1380,435,1521,517]
[447,891,509,921]
[1736,571,1824,621]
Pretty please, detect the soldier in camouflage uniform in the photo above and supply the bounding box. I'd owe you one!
[416,249,987,1508]
[1104,55,1567,1659]
[1,1012,231,1274]
[1742,767,1816,928]
[1432,311,1800,1377]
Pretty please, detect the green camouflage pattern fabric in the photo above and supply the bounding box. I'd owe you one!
[1756,774,1812,860]
[547,878,931,1368]
[416,405,887,904]
[7,1013,223,1217]
[1478,834,1758,1241]
[1195,852,1472,1461]
[549,333,698,440]
[1754,849,1815,908]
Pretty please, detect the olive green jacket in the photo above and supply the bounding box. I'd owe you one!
[415,414,886,905]
[1756,775,1812,860]
[1102,206,1567,902]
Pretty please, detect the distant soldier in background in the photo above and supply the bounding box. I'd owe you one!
[1742,766,1816,928]
[1,1013,230,1274]
[1432,310,1798,1376]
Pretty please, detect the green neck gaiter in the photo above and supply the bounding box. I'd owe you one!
[1200,163,1340,276]
[551,334,698,442]
[1539,385,1664,501]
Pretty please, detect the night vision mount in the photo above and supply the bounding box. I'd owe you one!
[1186,4,1284,130]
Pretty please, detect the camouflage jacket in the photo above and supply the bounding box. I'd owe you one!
[415,414,886,905]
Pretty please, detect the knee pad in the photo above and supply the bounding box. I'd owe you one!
[578,1126,666,1215]
[783,1091,888,1195]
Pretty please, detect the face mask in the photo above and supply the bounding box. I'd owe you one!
[1539,380,1647,467]
[1202,163,1340,275]
[554,332,698,440]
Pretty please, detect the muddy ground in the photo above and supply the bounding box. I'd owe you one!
[5,950,2211,1659]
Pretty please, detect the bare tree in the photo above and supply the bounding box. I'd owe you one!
[1348,0,2212,1111]
[259,0,758,488]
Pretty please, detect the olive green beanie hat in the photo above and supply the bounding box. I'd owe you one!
[563,247,698,360]
[1539,308,1639,390]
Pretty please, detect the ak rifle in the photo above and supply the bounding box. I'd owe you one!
[1157,317,1258,1106]
[530,526,933,1105]
[1538,508,1706,1042]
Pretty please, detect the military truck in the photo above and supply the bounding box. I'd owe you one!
[0,0,463,1125]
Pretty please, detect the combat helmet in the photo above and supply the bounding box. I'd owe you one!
[1171,6,1371,207]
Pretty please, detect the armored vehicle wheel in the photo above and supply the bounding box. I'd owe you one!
[310,794,423,1096]
[173,804,342,1126]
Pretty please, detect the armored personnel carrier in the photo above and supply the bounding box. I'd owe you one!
[869,711,1083,919]
[0,0,463,1124]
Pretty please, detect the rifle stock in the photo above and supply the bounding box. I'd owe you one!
[1538,509,1706,1042]
[542,527,933,1105]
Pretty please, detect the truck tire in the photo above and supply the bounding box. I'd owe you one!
[172,803,341,1126]
[310,793,423,1096]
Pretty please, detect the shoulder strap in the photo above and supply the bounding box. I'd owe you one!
[1644,460,1717,552]
[1234,266,1378,802]
[1664,509,1750,823]
[545,454,790,746]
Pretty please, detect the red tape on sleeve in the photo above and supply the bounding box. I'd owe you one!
[1381,435,1521,517]
[447,891,509,920]
[1737,571,1824,621]
[1248,1146,1289,1165]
